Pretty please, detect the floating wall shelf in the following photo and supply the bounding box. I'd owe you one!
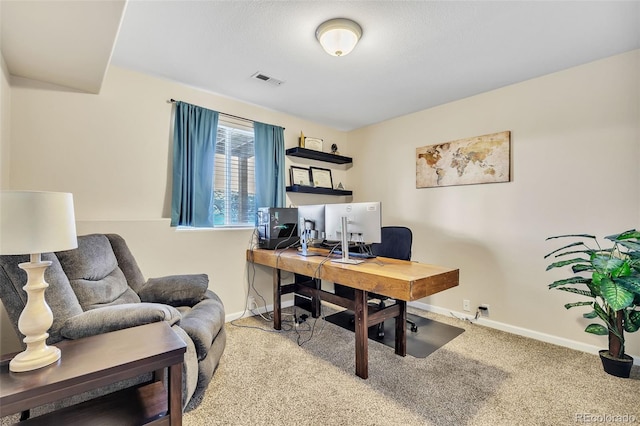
[286,185,352,196]
[285,147,352,165]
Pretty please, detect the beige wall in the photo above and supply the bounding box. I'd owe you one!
[2,51,639,361]
[1,54,10,188]
[349,50,640,358]
[8,66,350,220]
[0,51,19,354]
[1,65,349,353]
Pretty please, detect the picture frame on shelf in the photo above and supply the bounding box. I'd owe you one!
[290,166,312,186]
[304,137,323,152]
[310,167,333,189]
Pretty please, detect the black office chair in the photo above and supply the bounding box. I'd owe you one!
[335,226,417,338]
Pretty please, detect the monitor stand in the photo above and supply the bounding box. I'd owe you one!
[331,216,363,265]
[298,229,320,257]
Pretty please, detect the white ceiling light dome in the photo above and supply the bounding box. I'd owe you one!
[315,18,362,57]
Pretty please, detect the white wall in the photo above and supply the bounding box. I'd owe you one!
[349,50,640,358]
[1,65,349,353]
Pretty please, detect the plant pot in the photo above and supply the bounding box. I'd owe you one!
[599,350,634,378]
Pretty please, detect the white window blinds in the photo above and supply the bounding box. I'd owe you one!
[213,118,255,227]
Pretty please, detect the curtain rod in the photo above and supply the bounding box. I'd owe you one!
[169,99,284,129]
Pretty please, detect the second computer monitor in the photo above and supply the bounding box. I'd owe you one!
[324,202,382,244]
[297,204,326,243]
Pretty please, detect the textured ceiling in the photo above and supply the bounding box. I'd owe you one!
[111,1,640,131]
[3,1,639,131]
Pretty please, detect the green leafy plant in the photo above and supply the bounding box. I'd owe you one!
[545,230,640,360]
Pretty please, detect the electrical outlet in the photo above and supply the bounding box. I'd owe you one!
[479,304,490,317]
[247,295,256,310]
[463,299,471,312]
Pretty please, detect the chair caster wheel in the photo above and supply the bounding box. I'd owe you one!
[410,325,418,332]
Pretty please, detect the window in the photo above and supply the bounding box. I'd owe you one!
[213,118,255,227]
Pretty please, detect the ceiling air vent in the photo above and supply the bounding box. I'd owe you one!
[251,72,284,87]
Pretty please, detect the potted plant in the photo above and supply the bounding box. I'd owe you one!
[545,229,640,377]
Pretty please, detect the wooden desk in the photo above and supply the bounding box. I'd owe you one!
[0,322,186,425]
[246,248,459,379]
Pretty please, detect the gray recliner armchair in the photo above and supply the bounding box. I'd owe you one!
[0,233,226,412]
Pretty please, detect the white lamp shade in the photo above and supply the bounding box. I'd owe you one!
[316,18,362,57]
[0,191,78,255]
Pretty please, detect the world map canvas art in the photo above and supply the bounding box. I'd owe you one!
[416,131,511,188]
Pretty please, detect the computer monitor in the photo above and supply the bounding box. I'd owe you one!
[297,204,325,256]
[297,204,325,244]
[325,202,382,264]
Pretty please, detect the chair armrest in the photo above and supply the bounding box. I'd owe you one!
[59,303,182,340]
[138,274,208,307]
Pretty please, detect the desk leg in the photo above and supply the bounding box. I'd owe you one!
[311,278,321,318]
[273,269,282,330]
[395,300,407,357]
[354,289,369,379]
[169,362,183,425]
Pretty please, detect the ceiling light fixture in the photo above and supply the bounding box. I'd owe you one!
[316,18,362,57]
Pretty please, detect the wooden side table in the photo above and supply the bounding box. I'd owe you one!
[0,321,186,425]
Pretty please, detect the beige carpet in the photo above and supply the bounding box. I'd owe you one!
[185,307,640,426]
[2,307,637,425]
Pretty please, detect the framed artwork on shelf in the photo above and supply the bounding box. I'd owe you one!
[290,166,312,186]
[310,167,333,189]
[304,137,323,152]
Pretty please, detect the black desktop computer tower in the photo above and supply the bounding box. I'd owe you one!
[257,207,299,249]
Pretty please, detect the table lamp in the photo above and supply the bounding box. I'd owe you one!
[0,191,77,372]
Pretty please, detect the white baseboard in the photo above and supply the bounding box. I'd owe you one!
[408,301,639,366]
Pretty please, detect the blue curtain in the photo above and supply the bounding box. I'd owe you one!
[254,122,285,212]
[171,101,219,227]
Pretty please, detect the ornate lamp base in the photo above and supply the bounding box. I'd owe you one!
[9,256,61,372]
[9,344,60,372]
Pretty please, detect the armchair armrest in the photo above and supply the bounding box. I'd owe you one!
[138,274,208,307]
[59,303,182,340]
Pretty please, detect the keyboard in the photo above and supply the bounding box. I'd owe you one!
[333,250,376,259]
